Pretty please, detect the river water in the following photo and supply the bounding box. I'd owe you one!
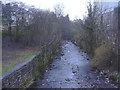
[32,41,117,88]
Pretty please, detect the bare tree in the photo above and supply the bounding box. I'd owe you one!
[54,4,64,17]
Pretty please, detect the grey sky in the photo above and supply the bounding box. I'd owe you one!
[19,0,89,20]
[2,0,120,20]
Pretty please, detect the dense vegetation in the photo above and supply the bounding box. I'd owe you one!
[2,2,71,46]
[1,1,119,79]
[71,2,119,72]
[1,1,70,73]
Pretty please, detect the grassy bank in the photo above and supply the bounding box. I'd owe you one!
[2,48,38,74]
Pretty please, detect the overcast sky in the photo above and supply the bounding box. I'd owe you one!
[2,0,119,20]
[19,0,89,20]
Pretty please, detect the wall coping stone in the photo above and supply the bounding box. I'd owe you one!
[0,55,36,80]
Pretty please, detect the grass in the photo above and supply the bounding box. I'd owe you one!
[0,67,2,74]
[0,30,2,36]
[112,72,120,82]
[2,49,38,74]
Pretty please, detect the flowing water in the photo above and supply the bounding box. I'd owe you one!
[32,41,117,88]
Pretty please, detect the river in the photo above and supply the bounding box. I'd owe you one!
[32,41,117,88]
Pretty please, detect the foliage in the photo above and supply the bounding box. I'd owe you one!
[91,42,116,69]
[71,1,119,71]
[71,2,100,56]
[112,72,120,82]
[2,1,71,45]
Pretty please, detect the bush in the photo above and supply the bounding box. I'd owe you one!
[91,42,115,69]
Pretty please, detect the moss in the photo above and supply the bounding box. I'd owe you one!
[33,56,42,78]
[33,53,49,78]
[112,72,120,82]
[19,76,34,89]
[34,71,41,78]
[33,43,60,79]
[29,41,61,88]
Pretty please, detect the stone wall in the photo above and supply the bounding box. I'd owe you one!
[1,55,36,88]
[1,38,61,88]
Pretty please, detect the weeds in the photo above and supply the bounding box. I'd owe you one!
[91,42,116,69]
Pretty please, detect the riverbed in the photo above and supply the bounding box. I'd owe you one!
[32,41,116,88]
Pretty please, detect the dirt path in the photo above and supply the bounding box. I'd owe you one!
[33,41,116,88]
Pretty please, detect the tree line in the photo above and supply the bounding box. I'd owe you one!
[2,1,120,73]
[71,2,119,71]
[2,1,71,47]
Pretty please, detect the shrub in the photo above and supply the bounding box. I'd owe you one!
[91,42,115,69]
